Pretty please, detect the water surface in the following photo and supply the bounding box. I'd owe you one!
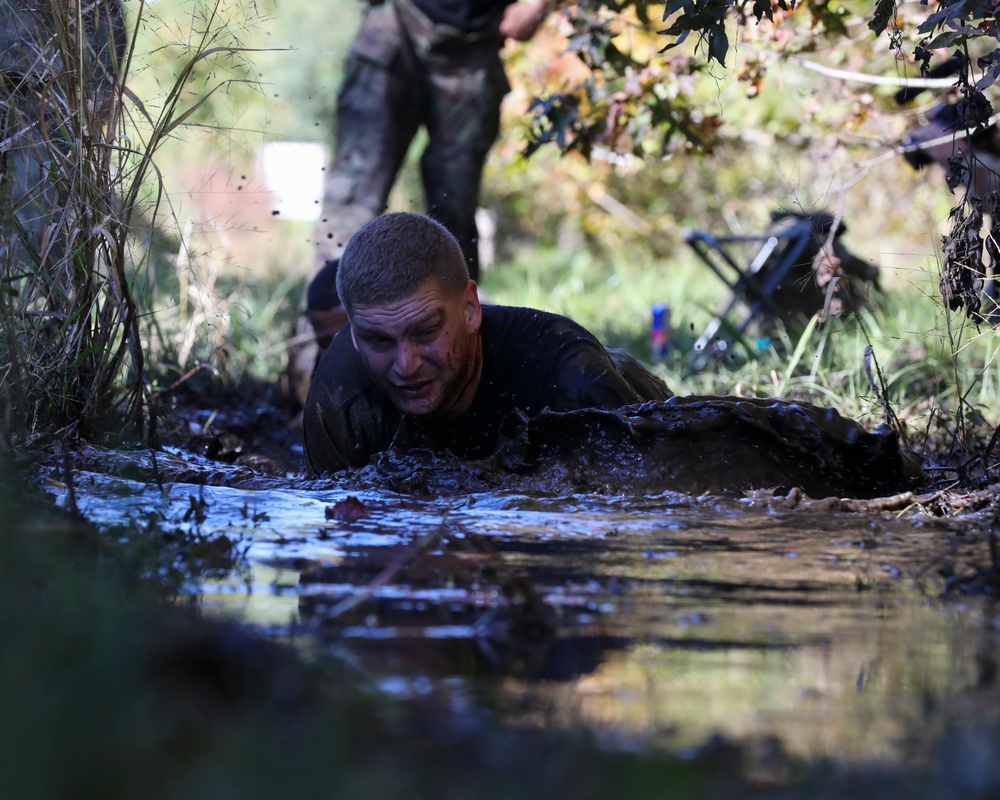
[51,451,999,772]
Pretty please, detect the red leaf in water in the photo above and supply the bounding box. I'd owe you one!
[325,496,369,522]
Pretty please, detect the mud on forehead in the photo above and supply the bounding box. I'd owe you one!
[351,298,448,334]
[347,274,468,312]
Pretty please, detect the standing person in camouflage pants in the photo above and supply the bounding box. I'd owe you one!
[1,0,126,266]
[291,0,553,405]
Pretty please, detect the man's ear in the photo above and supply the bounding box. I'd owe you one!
[350,327,359,351]
[464,280,483,333]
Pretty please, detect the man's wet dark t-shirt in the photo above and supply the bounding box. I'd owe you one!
[303,305,671,475]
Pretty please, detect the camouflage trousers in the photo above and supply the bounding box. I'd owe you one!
[310,0,510,288]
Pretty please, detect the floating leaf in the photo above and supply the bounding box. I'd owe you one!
[326,496,369,522]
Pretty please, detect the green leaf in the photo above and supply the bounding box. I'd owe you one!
[917,3,965,35]
[72,346,106,371]
[658,28,691,52]
[752,0,774,23]
[923,31,969,50]
[709,23,729,66]
[868,0,896,35]
[975,55,1000,91]
[662,0,692,21]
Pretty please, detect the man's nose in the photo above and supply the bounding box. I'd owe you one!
[393,341,422,376]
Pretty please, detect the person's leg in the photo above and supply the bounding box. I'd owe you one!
[419,47,508,282]
[311,3,419,273]
[293,2,422,406]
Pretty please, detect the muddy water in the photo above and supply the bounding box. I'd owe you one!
[49,450,1000,772]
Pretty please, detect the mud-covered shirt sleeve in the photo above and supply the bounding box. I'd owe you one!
[302,328,400,475]
[545,338,643,410]
[480,307,647,417]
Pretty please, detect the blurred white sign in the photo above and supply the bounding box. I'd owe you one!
[258,141,327,221]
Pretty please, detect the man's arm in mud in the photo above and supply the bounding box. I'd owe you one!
[302,331,400,475]
[548,340,648,410]
[303,381,373,475]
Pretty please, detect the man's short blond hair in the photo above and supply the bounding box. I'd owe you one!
[336,213,470,313]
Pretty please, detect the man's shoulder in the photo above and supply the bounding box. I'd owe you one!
[476,303,639,412]
[483,303,594,335]
[482,304,601,356]
[302,325,398,474]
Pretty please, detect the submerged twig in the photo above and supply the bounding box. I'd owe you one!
[149,362,216,401]
[989,500,1000,569]
[324,511,451,621]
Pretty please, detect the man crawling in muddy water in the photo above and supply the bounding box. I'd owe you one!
[303,212,673,475]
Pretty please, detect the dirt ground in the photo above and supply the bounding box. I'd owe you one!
[151,373,307,477]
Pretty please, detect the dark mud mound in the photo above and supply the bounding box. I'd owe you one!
[501,396,923,498]
[360,397,924,499]
[70,396,923,501]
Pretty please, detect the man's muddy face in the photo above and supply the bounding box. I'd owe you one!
[350,279,482,417]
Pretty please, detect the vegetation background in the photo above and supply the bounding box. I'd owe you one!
[120,0,995,454]
[3,3,1000,797]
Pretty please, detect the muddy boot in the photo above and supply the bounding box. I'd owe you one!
[284,258,350,410]
[284,305,349,411]
[307,303,349,369]
[305,257,348,367]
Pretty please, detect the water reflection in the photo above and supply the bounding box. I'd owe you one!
[48,459,999,769]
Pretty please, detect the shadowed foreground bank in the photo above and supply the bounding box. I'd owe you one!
[0,456,716,799]
[3,451,1000,799]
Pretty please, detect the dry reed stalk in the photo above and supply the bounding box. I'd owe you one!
[1,0,261,446]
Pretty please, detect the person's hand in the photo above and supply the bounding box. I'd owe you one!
[499,0,550,42]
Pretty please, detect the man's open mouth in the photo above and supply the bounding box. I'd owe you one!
[396,380,433,398]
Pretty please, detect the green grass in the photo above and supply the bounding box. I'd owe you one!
[481,234,987,401]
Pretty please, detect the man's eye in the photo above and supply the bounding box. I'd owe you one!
[414,327,438,340]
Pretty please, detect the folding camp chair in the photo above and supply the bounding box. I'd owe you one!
[682,209,884,370]
[684,214,820,368]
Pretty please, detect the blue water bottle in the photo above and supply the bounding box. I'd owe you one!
[650,303,671,358]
